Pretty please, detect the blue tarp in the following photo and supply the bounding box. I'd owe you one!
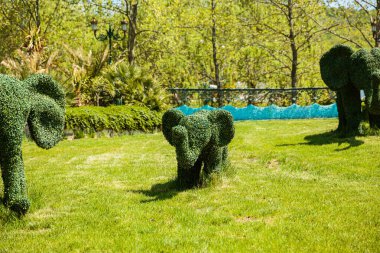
[176,103,338,121]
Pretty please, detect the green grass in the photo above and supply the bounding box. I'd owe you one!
[1,119,379,252]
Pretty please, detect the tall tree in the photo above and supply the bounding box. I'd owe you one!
[329,0,380,48]
[257,0,333,92]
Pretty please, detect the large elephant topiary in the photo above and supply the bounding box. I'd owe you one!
[320,45,362,136]
[0,74,65,214]
[320,44,380,136]
[162,109,235,188]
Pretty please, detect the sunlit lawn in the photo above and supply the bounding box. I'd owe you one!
[0,119,379,252]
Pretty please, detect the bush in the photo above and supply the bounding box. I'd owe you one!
[65,105,162,138]
[100,63,170,111]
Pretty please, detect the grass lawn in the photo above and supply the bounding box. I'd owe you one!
[1,119,379,252]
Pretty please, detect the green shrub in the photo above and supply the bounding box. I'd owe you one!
[65,105,162,138]
[100,63,170,111]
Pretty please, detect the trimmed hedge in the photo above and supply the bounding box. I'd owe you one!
[65,105,162,137]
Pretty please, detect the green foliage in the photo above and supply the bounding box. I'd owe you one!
[62,45,109,106]
[65,105,162,138]
[101,62,169,110]
[0,74,65,214]
[0,0,375,93]
[162,109,234,188]
[320,44,354,91]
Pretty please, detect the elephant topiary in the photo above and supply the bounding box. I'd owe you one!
[0,74,65,214]
[320,45,361,136]
[162,109,235,188]
[320,44,380,136]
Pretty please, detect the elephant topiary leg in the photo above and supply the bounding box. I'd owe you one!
[203,146,224,177]
[177,158,202,188]
[368,88,380,129]
[335,92,347,134]
[340,85,362,137]
[369,113,380,128]
[221,146,229,167]
[0,146,30,214]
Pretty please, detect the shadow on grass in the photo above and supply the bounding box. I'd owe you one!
[278,131,364,151]
[129,179,186,203]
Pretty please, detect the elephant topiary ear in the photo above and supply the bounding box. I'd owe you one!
[320,44,354,91]
[350,48,377,91]
[162,109,185,146]
[24,74,65,149]
[208,110,234,147]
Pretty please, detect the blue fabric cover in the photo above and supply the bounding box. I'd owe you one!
[176,103,338,121]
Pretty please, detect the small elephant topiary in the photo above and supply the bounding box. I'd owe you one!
[320,44,380,136]
[0,74,65,214]
[162,109,235,188]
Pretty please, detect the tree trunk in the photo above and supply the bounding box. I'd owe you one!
[375,1,380,47]
[127,2,138,65]
[211,0,222,106]
[35,0,40,28]
[288,0,298,103]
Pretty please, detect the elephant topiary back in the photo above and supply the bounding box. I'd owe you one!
[24,74,66,149]
[350,48,380,91]
[320,44,354,91]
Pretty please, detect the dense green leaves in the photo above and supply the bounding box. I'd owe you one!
[65,105,162,137]
[1,0,373,96]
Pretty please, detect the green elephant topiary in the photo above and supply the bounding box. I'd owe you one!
[0,74,65,214]
[162,109,235,188]
[320,44,380,136]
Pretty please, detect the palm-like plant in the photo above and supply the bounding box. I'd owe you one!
[1,49,58,79]
[81,76,116,106]
[63,45,109,106]
[101,62,169,110]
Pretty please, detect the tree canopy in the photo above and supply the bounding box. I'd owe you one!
[0,0,375,106]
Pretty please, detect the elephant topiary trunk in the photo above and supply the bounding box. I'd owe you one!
[0,74,65,214]
[162,109,235,188]
[320,44,380,136]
